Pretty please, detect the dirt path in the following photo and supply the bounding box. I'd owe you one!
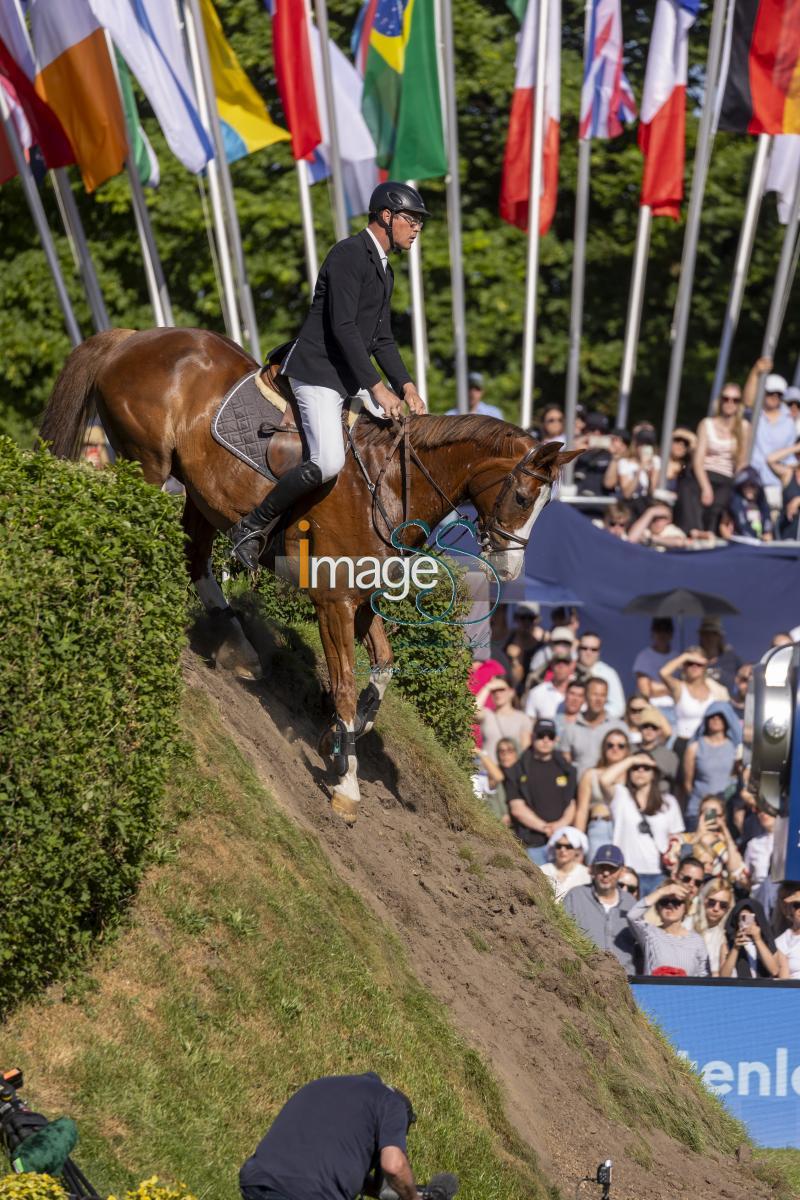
[184,633,771,1200]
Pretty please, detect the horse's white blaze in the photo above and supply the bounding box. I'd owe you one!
[487,483,551,581]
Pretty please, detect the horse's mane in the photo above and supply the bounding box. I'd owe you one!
[355,412,530,455]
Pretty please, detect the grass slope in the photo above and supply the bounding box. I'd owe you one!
[0,688,555,1200]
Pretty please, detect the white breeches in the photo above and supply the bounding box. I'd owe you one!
[289,378,371,482]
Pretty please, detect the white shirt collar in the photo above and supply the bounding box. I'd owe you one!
[366,226,388,270]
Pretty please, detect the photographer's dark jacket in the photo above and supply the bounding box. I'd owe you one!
[283,230,412,397]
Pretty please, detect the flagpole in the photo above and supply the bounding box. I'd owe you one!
[747,172,800,463]
[564,136,590,473]
[176,3,241,342]
[0,84,81,346]
[708,133,771,412]
[184,0,261,358]
[437,0,468,414]
[407,179,428,403]
[296,160,319,292]
[313,0,349,243]
[520,0,551,430]
[104,30,174,327]
[657,0,729,489]
[617,204,652,427]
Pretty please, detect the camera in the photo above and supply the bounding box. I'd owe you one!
[596,1160,612,1197]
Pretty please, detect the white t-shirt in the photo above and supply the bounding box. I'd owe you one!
[525,680,566,721]
[776,929,800,979]
[539,862,591,903]
[611,784,684,874]
[744,832,774,888]
[618,455,661,497]
[632,647,673,709]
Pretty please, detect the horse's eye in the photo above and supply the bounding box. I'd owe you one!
[515,490,532,508]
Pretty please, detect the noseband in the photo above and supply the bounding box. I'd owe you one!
[473,445,553,553]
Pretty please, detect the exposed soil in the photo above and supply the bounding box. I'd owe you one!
[184,613,773,1200]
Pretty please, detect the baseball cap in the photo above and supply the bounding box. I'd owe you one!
[549,626,575,644]
[784,385,800,405]
[592,844,624,868]
[765,373,787,394]
[534,718,557,739]
[468,371,484,389]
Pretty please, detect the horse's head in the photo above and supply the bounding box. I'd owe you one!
[469,440,582,581]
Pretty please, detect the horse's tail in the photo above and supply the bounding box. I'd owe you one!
[39,328,137,459]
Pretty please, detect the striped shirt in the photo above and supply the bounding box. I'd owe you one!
[628,899,709,976]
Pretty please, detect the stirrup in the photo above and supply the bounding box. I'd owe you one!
[230,525,266,571]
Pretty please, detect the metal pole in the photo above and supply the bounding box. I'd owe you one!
[520,0,551,429]
[747,173,800,463]
[313,0,348,243]
[658,0,729,488]
[564,136,590,475]
[296,159,319,292]
[0,85,81,345]
[178,2,241,341]
[407,177,428,403]
[104,30,174,326]
[185,0,261,357]
[438,0,469,414]
[708,133,771,411]
[617,205,652,428]
[794,349,800,389]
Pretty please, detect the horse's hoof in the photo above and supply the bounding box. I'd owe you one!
[214,640,263,681]
[331,790,359,824]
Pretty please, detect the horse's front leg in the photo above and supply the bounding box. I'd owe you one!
[315,595,361,823]
[354,605,394,738]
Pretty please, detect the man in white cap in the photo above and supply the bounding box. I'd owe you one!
[445,371,503,418]
[745,356,797,506]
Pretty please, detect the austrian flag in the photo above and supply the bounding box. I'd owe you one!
[500,0,561,234]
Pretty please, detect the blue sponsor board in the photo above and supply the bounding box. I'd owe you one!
[632,979,800,1147]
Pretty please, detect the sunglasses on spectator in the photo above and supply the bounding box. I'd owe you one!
[606,740,628,750]
[579,643,600,652]
[594,863,620,874]
[619,882,639,894]
[785,901,800,911]
[685,660,706,668]
[640,722,660,732]
[628,704,647,713]
[720,392,741,402]
[678,873,701,886]
[656,897,683,909]
[536,734,556,743]
[705,898,728,910]
[631,764,654,772]
[554,841,573,850]
[606,521,627,529]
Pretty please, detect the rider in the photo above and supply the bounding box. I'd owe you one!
[228,182,429,570]
[239,1072,419,1200]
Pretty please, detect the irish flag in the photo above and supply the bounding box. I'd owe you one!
[499,0,561,234]
[638,0,699,219]
[29,0,127,193]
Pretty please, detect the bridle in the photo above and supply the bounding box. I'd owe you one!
[347,423,553,555]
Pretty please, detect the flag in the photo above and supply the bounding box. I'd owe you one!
[29,0,126,192]
[499,0,561,234]
[0,32,74,171]
[0,75,31,183]
[764,133,800,223]
[88,0,213,174]
[507,0,528,20]
[269,0,322,161]
[115,48,159,187]
[580,0,637,139]
[638,0,700,219]
[719,0,800,134]
[351,0,378,77]
[360,0,446,180]
[199,0,288,164]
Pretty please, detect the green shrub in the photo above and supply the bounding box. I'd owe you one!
[0,440,187,1013]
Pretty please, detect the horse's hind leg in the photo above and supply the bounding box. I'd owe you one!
[354,606,393,738]
[315,595,361,823]
[182,495,262,681]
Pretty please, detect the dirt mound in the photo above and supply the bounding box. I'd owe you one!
[186,610,776,1200]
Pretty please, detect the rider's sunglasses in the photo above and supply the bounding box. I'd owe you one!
[396,211,425,230]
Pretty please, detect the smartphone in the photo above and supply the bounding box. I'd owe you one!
[739,911,755,932]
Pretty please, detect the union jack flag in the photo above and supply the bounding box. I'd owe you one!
[579,0,637,140]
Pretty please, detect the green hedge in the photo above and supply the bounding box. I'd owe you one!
[0,440,186,1012]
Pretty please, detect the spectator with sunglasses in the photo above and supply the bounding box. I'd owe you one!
[659,648,729,743]
[599,752,684,895]
[562,844,639,974]
[573,729,630,864]
[618,868,640,900]
[776,887,800,979]
[560,677,626,777]
[540,826,591,901]
[628,882,710,975]
[691,880,734,975]
[504,719,577,866]
[574,632,625,719]
[663,795,747,887]
[596,501,634,539]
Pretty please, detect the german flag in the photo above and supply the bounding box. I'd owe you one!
[718,0,800,134]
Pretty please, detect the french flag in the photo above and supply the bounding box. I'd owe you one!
[580,0,636,140]
[499,0,561,234]
[638,0,700,219]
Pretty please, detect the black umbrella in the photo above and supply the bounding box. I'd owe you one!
[623,588,740,618]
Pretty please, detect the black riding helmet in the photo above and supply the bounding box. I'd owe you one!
[369,181,430,251]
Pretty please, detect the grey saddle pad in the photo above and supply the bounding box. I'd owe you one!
[211,369,289,482]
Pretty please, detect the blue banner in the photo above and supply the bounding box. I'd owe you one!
[632,979,800,1147]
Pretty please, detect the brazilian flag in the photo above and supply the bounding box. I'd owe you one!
[360,0,446,181]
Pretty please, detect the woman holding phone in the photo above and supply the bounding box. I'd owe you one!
[776,887,800,979]
[720,899,780,978]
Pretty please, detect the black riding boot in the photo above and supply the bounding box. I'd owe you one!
[228,460,323,570]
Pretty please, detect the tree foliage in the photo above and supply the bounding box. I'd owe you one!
[0,0,795,444]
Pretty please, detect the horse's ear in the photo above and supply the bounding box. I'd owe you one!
[530,440,563,466]
[555,448,583,466]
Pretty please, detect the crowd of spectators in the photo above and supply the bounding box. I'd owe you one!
[533,357,800,549]
[470,603,800,981]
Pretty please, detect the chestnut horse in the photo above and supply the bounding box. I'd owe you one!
[40,327,578,822]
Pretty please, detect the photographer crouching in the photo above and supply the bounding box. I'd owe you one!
[239,1073,456,1200]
